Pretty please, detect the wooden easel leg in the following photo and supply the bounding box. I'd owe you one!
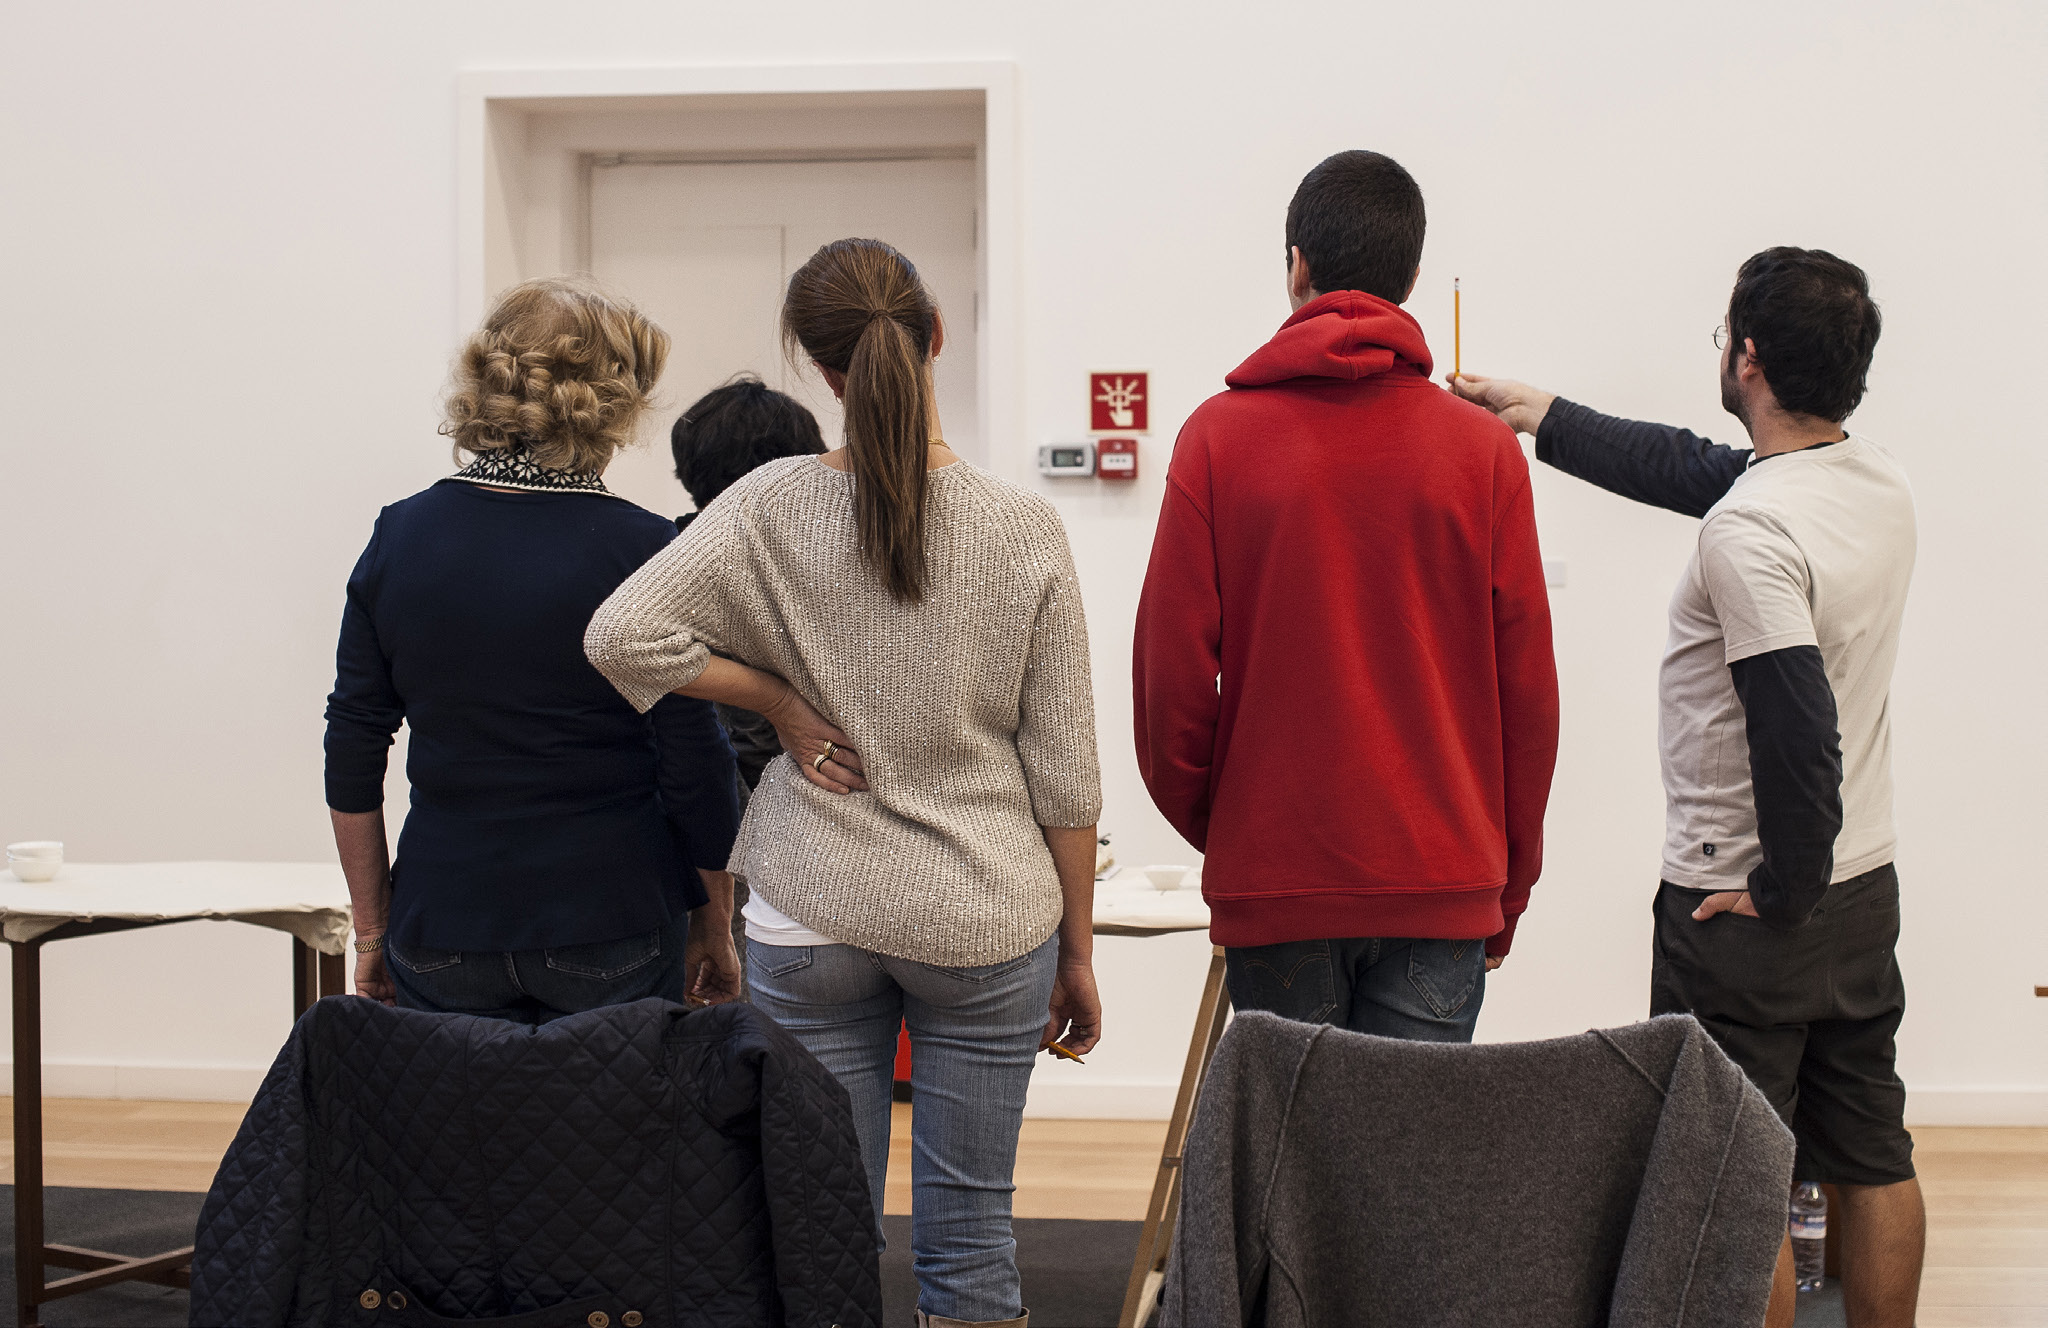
[1118,946,1231,1328]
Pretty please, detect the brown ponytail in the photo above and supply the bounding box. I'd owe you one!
[782,239,939,603]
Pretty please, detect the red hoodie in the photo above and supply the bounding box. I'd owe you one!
[1134,291,1559,957]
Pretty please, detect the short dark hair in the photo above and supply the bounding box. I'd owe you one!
[1283,151,1426,304]
[670,376,826,513]
[1727,248,1881,422]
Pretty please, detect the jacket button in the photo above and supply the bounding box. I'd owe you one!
[358,1290,382,1309]
[587,1314,610,1328]
[1702,843,1716,856]
[622,1315,644,1327]
[389,1293,409,1310]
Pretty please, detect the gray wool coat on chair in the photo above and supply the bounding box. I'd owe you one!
[1162,1011,1793,1327]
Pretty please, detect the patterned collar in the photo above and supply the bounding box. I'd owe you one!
[448,445,617,497]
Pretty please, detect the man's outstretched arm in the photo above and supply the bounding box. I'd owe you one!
[1451,374,1750,517]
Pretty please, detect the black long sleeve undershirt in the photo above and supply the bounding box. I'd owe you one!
[1534,398,1752,518]
[1730,647,1844,926]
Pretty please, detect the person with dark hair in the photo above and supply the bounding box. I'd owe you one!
[1135,150,1561,1043]
[671,374,826,536]
[1453,247,1921,1327]
[669,376,827,792]
[666,377,829,985]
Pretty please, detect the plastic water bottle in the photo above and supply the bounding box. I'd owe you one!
[1790,1182,1827,1292]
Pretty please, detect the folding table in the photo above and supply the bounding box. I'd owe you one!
[1093,878,1227,1328]
[0,861,351,1328]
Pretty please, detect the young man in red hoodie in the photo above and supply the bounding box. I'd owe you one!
[1134,151,1559,1039]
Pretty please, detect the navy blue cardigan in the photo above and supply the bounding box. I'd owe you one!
[323,481,738,951]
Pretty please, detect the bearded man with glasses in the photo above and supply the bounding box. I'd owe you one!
[1454,248,1921,1328]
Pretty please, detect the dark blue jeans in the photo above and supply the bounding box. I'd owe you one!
[1223,936,1487,1041]
[386,911,691,1024]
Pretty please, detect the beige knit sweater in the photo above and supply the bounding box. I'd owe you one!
[585,456,1102,966]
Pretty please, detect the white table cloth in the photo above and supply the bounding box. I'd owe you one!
[1092,874,1210,937]
[0,861,352,953]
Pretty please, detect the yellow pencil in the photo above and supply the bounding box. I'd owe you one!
[1048,1042,1085,1064]
[1454,278,1462,380]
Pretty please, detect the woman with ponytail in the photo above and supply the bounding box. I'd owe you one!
[588,239,1103,1328]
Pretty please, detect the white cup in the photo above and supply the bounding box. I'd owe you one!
[6,841,63,883]
[1142,863,1191,892]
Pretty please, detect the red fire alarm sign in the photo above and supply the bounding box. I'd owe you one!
[1090,373,1149,434]
[1096,437,1138,481]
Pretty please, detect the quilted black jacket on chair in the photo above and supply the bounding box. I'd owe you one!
[189,997,881,1328]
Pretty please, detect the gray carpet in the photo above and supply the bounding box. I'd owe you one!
[880,1215,1141,1327]
[0,1186,203,1326]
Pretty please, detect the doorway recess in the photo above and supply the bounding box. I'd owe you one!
[458,65,1019,504]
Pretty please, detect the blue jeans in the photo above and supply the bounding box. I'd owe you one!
[1224,936,1487,1041]
[386,911,691,1024]
[746,934,1057,1323]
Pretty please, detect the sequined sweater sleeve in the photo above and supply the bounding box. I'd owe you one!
[580,491,743,713]
[1012,510,1103,828]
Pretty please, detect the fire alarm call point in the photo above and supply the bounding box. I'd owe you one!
[1096,437,1137,481]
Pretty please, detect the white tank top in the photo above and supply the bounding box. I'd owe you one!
[742,888,841,948]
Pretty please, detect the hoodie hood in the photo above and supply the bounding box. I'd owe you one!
[1225,289,1434,389]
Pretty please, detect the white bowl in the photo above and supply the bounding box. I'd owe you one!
[5,841,62,860]
[7,857,61,883]
[1142,863,1191,892]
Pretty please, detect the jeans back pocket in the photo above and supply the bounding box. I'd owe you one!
[748,941,816,979]
[542,929,662,981]
[386,943,463,976]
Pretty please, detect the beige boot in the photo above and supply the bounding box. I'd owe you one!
[914,1310,1028,1328]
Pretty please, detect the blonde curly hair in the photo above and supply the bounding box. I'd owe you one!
[441,277,669,474]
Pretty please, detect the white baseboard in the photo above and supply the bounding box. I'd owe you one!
[0,1061,263,1104]
[1904,1088,2048,1126]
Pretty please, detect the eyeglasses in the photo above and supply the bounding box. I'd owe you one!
[1713,324,1730,351]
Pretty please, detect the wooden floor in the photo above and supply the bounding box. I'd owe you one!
[1,1100,2039,1322]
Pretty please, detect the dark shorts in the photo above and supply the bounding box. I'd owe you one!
[1652,863,1914,1186]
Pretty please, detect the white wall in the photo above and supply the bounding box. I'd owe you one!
[2,0,2043,1121]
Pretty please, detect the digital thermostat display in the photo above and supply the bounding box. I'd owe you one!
[1037,441,1097,477]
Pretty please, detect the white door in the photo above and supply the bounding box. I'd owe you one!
[588,156,980,517]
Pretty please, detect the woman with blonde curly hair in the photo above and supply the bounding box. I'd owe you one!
[323,277,744,1022]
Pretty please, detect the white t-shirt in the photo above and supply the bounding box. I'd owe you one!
[1658,436,1915,889]
[742,888,841,948]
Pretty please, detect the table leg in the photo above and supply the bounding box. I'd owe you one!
[292,937,336,1020]
[318,948,345,1000]
[13,941,45,1328]
[1118,945,1231,1328]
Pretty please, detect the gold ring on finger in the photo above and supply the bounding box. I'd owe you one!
[823,741,838,761]
[813,752,831,773]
